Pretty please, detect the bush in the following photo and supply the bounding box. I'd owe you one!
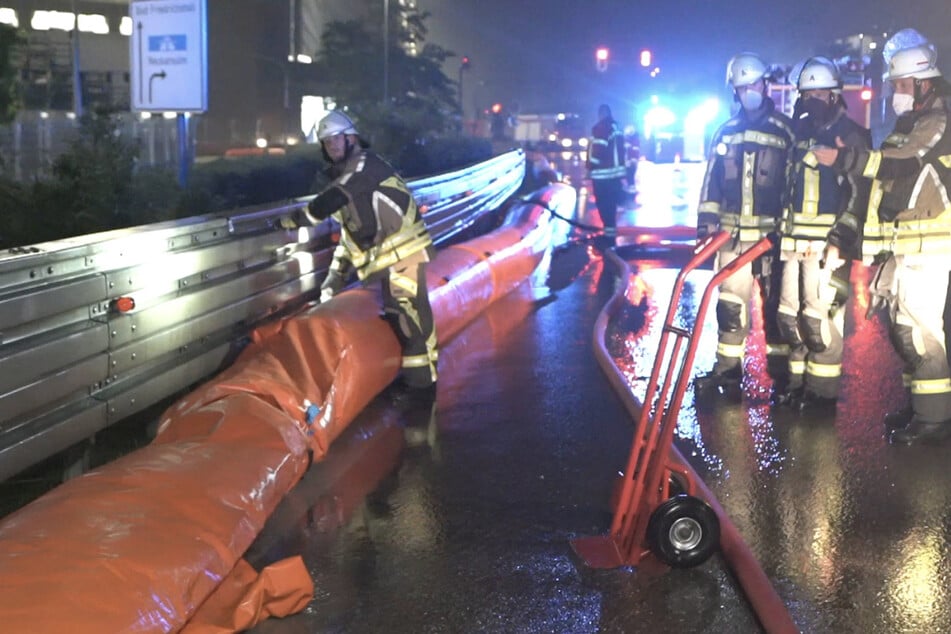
[0,116,495,249]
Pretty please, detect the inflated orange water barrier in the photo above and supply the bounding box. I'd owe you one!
[0,183,577,633]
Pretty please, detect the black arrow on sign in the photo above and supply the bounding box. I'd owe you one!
[137,22,144,104]
[149,70,167,103]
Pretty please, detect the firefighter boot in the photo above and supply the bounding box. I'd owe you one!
[694,367,742,404]
[883,405,913,432]
[797,391,837,418]
[889,416,951,445]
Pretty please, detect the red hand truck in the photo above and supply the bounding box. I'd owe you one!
[571,231,776,569]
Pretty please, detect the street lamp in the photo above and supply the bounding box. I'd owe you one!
[383,0,389,104]
[255,55,291,142]
[458,56,470,119]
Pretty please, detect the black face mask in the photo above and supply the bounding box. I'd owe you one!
[800,96,832,127]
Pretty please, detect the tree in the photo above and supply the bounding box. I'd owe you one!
[0,24,21,125]
[312,4,458,161]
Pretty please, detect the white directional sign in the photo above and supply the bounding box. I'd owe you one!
[129,0,207,112]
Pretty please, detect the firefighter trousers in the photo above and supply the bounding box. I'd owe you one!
[711,239,785,376]
[777,251,846,399]
[591,177,622,236]
[381,247,438,388]
[873,254,951,423]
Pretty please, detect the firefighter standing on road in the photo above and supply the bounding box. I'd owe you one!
[814,31,951,444]
[285,111,438,391]
[587,104,627,246]
[694,52,796,400]
[775,57,872,414]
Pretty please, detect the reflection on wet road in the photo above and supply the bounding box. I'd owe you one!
[250,163,951,633]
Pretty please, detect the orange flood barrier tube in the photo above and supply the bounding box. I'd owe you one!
[0,183,577,633]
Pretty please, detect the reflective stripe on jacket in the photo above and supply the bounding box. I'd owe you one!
[698,97,795,241]
[783,107,871,254]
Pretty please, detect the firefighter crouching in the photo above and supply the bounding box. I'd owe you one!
[814,30,951,444]
[775,56,872,414]
[284,111,438,392]
[694,52,796,400]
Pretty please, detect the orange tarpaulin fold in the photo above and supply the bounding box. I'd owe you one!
[181,557,313,634]
[0,184,576,633]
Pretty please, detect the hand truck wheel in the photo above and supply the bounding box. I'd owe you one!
[646,494,720,568]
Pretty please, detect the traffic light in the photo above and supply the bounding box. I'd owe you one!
[640,49,652,68]
[461,55,471,70]
[491,103,502,114]
[596,47,609,72]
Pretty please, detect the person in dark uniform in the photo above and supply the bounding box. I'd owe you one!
[694,52,796,400]
[284,110,438,391]
[774,56,871,414]
[586,104,626,245]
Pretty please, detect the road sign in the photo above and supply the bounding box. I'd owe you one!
[130,0,207,112]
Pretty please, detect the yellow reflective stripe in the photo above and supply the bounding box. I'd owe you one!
[721,130,789,149]
[742,152,755,217]
[358,231,432,280]
[939,155,951,168]
[863,150,882,179]
[717,341,745,359]
[788,360,806,375]
[698,201,721,214]
[591,166,627,178]
[803,151,819,168]
[402,353,434,368]
[766,343,790,356]
[718,214,780,229]
[791,212,836,226]
[389,273,418,296]
[802,168,820,216]
[912,378,951,395]
[739,229,767,242]
[806,360,842,378]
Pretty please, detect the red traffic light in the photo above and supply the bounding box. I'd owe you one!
[596,47,609,61]
[461,55,470,67]
[491,103,502,114]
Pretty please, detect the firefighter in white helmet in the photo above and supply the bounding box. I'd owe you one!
[284,110,438,391]
[774,56,872,414]
[695,52,796,400]
[814,30,951,443]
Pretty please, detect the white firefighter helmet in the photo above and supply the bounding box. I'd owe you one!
[796,57,842,91]
[316,111,358,141]
[884,44,941,80]
[726,53,768,87]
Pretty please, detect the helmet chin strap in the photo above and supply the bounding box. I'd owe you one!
[913,79,934,107]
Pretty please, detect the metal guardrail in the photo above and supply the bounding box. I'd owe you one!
[0,149,525,481]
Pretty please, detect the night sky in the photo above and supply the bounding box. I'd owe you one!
[422,0,950,124]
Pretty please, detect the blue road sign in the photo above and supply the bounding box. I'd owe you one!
[148,35,187,52]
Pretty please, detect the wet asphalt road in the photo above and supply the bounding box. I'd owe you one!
[248,163,951,633]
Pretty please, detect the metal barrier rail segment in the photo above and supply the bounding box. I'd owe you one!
[0,150,526,481]
[0,184,576,633]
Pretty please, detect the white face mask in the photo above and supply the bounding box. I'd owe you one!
[892,93,915,116]
[739,90,763,111]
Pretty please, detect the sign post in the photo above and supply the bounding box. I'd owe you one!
[130,0,207,186]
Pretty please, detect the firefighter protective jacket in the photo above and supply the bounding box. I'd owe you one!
[303,149,432,288]
[829,93,951,258]
[784,106,872,256]
[587,117,626,180]
[698,97,796,242]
